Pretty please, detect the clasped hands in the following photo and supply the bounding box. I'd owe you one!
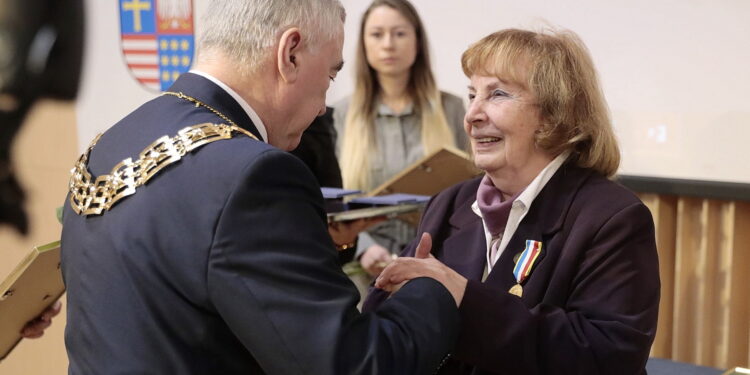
[375,233,466,306]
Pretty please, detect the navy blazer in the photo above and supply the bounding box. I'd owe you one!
[364,162,660,375]
[61,73,459,374]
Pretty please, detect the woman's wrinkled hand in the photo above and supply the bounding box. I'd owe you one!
[376,233,466,306]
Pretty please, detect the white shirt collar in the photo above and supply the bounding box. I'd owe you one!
[514,150,571,211]
[471,151,571,217]
[188,69,268,143]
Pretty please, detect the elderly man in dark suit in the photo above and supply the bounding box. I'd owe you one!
[369,28,660,374]
[60,1,462,374]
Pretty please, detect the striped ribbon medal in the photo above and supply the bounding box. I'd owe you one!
[508,240,543,297]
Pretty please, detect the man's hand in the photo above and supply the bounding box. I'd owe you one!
[20,300,62,338]
[375,233,466,306]
[328,217,384,251]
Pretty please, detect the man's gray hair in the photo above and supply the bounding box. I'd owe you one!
[197,0,345,75]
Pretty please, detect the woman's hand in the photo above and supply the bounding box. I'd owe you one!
[376,233,467,306]
[21,300,62,338]
[328,217,384,251]
[359,244,394,276]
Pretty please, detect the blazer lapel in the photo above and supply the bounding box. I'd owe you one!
[439,197,487,282]
[486,223,545,289]
[167,73,264,141]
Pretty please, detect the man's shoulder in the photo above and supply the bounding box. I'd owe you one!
[94,115,271,167]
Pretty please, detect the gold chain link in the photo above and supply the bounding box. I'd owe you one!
[163,91,259,141]
[68,93,259,216]
[163,91,233,126]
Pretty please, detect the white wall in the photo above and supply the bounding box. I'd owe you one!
[78,0,750,184]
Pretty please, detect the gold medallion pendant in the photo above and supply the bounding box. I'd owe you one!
[509,284,523,297]
[509,239,544,298]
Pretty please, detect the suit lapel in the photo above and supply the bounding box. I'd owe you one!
[168,73,264,141]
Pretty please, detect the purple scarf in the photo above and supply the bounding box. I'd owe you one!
[476,175,518,237]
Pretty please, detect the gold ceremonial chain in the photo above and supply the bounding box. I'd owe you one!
[68,93,259,216]
[162,91,251,132]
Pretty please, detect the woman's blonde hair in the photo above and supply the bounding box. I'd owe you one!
[461,28,620,177]
[340,0,456,190]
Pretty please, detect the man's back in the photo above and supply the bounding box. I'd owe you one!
[62,73,459,374]
[62,75,276,373]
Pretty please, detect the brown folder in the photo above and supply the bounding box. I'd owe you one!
[0,241,65,360]
[327,203,426,223]
[369,146,480,197]
[365,147,479,225]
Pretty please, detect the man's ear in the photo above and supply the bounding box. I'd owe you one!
[277,28,302,84]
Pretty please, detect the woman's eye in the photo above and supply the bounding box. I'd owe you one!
[370,32,382,38]
[467,93,476,102]
[490,89,511,98]
[492,89,510,98]
[329,76,336,82]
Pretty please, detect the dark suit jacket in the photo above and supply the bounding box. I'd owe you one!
[289,108,355,264]
[290,107,342,189]
[61,73,459,374]
[364,162,660,375]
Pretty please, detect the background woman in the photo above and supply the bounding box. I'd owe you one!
[368,28,660,374]
[334,0,468,276]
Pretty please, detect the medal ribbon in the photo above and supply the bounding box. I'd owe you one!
[512,240,542,284]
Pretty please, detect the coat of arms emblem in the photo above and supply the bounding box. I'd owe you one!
[119,0,194,92]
